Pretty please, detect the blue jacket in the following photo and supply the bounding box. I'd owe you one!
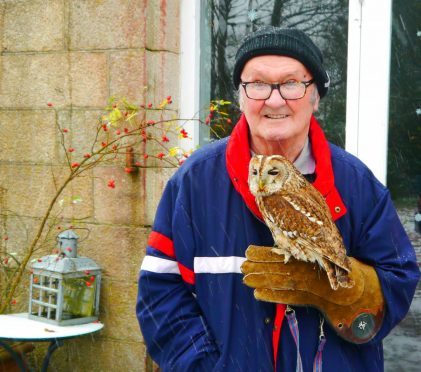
[137,115,419,371]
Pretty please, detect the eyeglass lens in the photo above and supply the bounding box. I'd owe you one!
[245,82,307,100]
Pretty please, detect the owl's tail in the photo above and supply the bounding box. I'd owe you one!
[323,259,355,290]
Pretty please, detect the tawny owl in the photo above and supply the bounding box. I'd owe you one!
[248,154,353,290]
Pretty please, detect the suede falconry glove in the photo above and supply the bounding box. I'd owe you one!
[241,245,385,344]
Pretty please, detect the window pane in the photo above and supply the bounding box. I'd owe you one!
[384,1,420,370]
[201,0,349,146]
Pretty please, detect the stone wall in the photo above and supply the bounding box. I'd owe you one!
[0,0,180,370]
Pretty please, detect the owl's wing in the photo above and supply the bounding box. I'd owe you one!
[263,189,348,269]
[263,192,325,238]
[282,185,333,228]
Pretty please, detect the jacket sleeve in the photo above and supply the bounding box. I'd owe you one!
[352,188,420,343]
[136,177,220,371]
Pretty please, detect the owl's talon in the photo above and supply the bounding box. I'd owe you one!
[271,248,291,263]
[271,247,284,256]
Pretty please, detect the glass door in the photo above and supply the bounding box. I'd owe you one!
[201,0,349,146]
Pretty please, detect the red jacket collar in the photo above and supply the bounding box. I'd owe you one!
[225,114,347,221]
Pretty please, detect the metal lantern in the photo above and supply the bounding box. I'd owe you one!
[28,230,101,326]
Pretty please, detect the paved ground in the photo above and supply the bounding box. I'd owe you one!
[383,208,421,371]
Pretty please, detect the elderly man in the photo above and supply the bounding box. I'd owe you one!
[137,27,419,371]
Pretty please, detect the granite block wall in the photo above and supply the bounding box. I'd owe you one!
[0,1,180,370]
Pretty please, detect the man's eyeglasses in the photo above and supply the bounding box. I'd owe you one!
[240,79,315,100]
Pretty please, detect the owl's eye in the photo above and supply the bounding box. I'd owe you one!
[268,169,279,176]
[252,169,258,175]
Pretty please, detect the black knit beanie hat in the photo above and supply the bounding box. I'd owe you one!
[233,26,330,98]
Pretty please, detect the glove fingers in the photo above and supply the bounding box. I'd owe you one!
[254,288,317,306]
[240,261,291,275]
[253,277,362,306]
[246,245,287,262]
[245,246,318,271]
[243,273,294,290]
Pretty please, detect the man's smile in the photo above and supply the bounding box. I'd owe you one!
[264,114,290,119]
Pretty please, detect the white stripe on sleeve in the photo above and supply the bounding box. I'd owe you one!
[140,255,180,275]
[194,256,246,274]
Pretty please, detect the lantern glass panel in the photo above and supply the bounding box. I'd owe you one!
[62,276,97,318]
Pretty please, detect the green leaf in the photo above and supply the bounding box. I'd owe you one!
[109,108,123,123]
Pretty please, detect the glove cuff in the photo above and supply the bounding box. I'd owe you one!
[325,258,384,343]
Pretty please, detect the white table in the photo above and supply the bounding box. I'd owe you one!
[0,313,103,371]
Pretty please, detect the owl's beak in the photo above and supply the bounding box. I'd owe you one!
[258,180,265,191]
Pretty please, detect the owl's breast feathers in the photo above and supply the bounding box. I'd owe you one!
[257,186,350,271]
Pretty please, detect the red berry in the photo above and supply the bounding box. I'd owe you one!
[143,154,149,159]
[116,129,121,135]
[161,135,169,143]
[107,179,116,189]
[62,128,69,133]
[124,167,133,173]
[71,162,80,168]
[84,153,91,158]
[147,103,153,108]
[90,276,95,282]
[68,147,75,153]
[124,128,129,134]
[157,152,165,159]
[47,102,53,107]
[86,281,92,287]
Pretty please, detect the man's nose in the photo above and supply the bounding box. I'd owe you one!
[265,87,287,106]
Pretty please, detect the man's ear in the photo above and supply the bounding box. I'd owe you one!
[312,90,320,112]
[238,88,244,112]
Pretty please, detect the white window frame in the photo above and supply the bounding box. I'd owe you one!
[180,0,393,184]
[179,0,202,152]
[346,0,393,185]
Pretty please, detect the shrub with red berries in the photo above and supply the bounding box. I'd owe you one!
[0,95,230,314]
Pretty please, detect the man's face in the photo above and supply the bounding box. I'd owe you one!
[240,55,319,157]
